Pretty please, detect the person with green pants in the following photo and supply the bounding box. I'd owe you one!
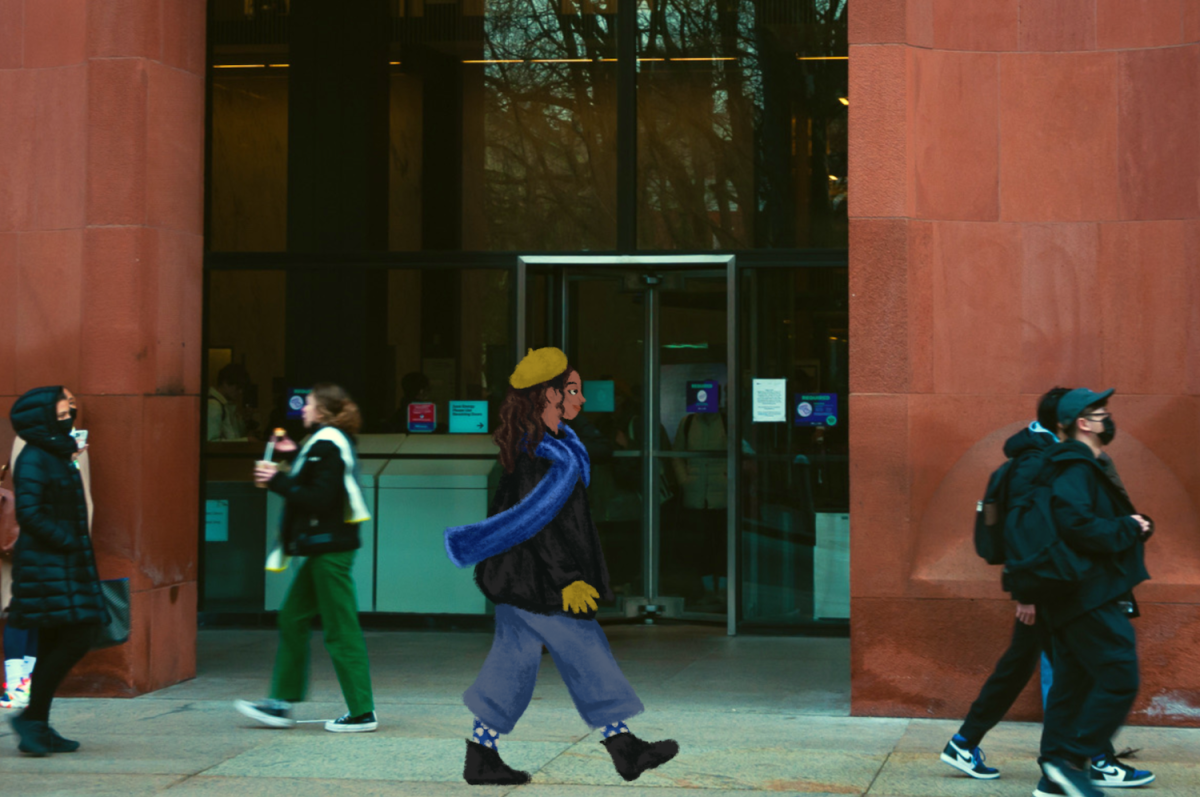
[235,384,377,733]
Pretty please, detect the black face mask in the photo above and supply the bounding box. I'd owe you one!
[1096,417,1116,446]
[58,418,75,436]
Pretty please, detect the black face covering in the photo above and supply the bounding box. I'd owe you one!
[1097,417,1116,446]
[58,418,75,436]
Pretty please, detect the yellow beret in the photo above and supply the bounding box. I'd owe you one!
[510,347,569,389]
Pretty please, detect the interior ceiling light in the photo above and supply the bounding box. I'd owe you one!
[828,174,839,181]
[838,97,849,105]
[212,64,264,69]
[797,56,848,61]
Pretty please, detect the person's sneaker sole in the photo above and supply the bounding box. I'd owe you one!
[1092,772,1155,788]
[1034,788,1066,797]
[940,751,1001,780]
[1044,761,1102,797]
[234,700,296,729]
[324,719,378,733]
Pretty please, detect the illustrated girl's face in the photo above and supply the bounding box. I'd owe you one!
[562,371,585,421]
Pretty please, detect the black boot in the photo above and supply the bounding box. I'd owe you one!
[601,732,679,782]
[46,725,81,753]
[463,739,532,786]
[9,712,51,757]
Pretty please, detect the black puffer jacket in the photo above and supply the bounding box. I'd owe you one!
[1043,439,1149,628]
[268,435,361,556]
[7,387,107,629]
[475,434,614,619]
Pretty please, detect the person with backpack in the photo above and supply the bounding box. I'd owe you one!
[1034,389,1153,797]
[941,387,1069,780]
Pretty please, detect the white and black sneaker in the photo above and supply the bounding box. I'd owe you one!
[234,699,296,728]
[325,711,378,733]
[941,737,1000,779]
[1043,759,1103,797]
[1034,775,1067,796]
[1090,754,1155,788]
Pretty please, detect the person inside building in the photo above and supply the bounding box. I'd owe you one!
[387,371,432,432]
[672,398,728,610]
[1036,389,1154,797]
[6,386,107,756]
[444,348,679,786]
[235,384,378,734]
[207,362,252,442]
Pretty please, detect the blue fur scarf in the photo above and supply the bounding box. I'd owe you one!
[444,423,590,568]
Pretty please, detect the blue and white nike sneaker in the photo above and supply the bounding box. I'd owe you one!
[1090,754,1155,788]
[941,737,1000,779]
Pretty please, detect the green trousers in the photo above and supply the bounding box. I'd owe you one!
[269,550,374,716]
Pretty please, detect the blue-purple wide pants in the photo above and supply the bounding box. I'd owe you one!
[463,604,645,734]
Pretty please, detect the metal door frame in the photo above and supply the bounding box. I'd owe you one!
[517,255,738,636]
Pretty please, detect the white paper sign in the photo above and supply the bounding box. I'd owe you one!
[205,499,230,542]
[752,379,787,423]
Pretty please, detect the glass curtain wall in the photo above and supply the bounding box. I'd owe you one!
[637,0,847,249]
[738,266,847,627]
[203,1,849,628]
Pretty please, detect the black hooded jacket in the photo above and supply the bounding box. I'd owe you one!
[7,386,107,628]
[1002,424,1060,504]
[1043,439,1149,627]
[474,429,614,619]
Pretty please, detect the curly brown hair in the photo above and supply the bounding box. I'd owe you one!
[494,365,573,472]
[310,383,363,437]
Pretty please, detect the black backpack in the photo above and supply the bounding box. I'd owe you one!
[974,454,1025,565]
[1001,457,1100,603]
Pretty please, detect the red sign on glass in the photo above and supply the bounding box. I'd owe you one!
[407,402,436,433]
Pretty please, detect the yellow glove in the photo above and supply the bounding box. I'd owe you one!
[562,580,600,614]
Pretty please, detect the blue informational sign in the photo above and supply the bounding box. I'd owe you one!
[582,381,615,413]
[687,381,720,414]
[449,401,488,434]
[795,394,838,427]
[286,388,311,420]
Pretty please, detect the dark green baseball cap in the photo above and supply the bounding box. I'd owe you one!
[1057,387,1115,428]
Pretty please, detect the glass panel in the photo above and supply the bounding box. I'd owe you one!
[201,266,515,612]
[207,2,290,251]
[390,0,619,250]
[637,0,848,249]
[564,273,646,603]
[381,269,514,433]
[203,270,288,612]
[656,273,728,613]
[739,266,848,628]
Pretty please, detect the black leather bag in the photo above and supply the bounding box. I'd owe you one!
[93,578,131,649]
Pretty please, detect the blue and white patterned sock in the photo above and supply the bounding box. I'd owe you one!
[473,717,500,750]
[602,721,630,739]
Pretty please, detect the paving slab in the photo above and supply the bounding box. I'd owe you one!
[1,629,1198,796]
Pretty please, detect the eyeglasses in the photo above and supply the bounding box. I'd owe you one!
[1083,412,1111,420]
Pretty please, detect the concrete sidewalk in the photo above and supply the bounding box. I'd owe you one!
[1,626,1197,796]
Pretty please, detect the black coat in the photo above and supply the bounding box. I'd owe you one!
[7,387,108,629]
[475,441,614,619]
[268,437,361,557]
[1043,439,1149,628]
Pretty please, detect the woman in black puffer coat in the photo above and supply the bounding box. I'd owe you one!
[7,386,106,756]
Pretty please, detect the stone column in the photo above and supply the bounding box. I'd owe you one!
[0,0,206,694]
[848,0,1200,724]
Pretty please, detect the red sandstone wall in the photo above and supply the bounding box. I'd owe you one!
[848,0,1200,725]
[0,0,206,695]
